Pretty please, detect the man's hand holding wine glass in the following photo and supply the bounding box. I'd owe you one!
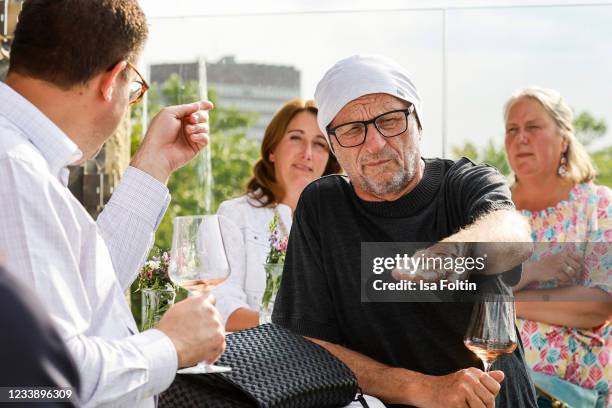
[157,294,226,368]
[166,215,237,373]
[418,367,505,408]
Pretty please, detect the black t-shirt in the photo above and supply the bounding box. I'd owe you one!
[272,158,537,408]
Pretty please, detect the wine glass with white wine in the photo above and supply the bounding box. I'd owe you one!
[169,214,238,374]
[464,295,517,372]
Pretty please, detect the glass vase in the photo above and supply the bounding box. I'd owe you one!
[141,287,176,331]
[260,263,284,324]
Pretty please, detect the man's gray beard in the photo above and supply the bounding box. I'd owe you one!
[356,151,419,198]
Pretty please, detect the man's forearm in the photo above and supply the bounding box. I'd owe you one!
[306,337,428,406]
[68,329,177,405]
[444,209,532,275]
[97,166,170,290]
[226,307,259,332]
[512,262,536,291]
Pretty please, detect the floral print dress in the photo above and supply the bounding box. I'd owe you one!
[516,182,612,407]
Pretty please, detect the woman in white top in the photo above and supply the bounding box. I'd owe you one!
[214,98,341,331]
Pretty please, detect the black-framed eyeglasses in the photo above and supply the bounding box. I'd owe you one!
[126,61,149,105]
[326,105,415,148]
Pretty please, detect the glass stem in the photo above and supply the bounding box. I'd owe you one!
[482,360,492,372]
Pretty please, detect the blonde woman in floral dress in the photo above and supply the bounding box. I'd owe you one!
[212,99,340,332]
[504,87,612,407]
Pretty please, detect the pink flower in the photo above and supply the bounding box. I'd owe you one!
[584,253,598,269]
[534,363,557,377]
[593,243,606,256]
[598,350,609,367]
[565,362,582,382]
[279,237,288,252]
[137,249,174,290]
[546,331,563,348]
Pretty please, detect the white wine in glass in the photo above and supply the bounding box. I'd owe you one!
[169,214,238,374]
[180,277,227,294]
[464,295,517,372]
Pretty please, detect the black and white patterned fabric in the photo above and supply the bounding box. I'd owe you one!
[159,323,358,408]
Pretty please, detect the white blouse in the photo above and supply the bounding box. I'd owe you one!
[213,195,292,324]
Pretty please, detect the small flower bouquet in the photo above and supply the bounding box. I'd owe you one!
[265,213,288,265]
[137,250,175,291]
[261,213,288,323]
[137,249,176,330]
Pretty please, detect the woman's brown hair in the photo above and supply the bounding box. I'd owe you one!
[246,98,341,207]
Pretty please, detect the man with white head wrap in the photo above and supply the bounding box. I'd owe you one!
[272,55,537,408]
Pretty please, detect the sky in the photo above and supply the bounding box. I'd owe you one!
[138,0,612,157]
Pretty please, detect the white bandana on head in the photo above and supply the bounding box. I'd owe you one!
[314,54,423,147]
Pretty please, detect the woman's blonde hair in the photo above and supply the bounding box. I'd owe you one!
[503,86,596,184]
[246,98,341,207]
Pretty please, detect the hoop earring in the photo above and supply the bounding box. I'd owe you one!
[557,154,568,177]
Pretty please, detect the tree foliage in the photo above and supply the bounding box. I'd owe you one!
[130,74,260,251]
[574,111,607,147]
[592,146,612,187]
[452,140,510,176]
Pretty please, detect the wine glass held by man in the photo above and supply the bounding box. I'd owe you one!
[504,87,612,407]
[167,214,240,374]
[212,98,341,332]
[464,296,518,373]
